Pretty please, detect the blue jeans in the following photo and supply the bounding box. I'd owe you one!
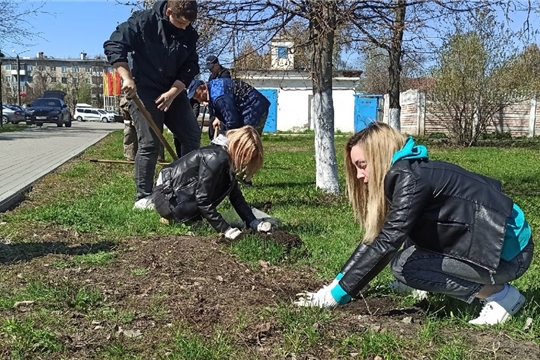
[130,93,201,201]
[390,239,534,303]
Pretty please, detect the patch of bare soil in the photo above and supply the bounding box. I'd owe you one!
[1,232,538,359]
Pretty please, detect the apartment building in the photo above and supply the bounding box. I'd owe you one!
[1,52,113,108]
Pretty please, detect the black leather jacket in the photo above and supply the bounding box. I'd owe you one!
[152,144,256,233]
[339,158,514,298]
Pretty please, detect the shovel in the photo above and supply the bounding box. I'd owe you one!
[131,96,178,161]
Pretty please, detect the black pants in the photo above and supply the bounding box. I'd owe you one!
[130,93,201,201]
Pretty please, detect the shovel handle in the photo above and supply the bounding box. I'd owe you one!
[132,96,178,161]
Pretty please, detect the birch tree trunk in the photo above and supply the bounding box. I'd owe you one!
[310,0,339,194]
[387,0,406,130]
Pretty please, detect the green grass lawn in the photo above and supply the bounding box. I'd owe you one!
[1,131,539,359]
[0,123,30,133]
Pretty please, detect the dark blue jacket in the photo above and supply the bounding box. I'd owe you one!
[207,78,271,130]
[103,0,199,97]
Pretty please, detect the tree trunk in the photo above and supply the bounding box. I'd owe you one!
[310,1,339,194]
[387,0,406,130]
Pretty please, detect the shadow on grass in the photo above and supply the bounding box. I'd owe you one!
[0,241,117,265]
[413,287,540,321]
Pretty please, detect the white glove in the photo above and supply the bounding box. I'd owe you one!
[257,221,273,233]
[294,286,338,310]
[250,219,274,233]
[224,227,242,240]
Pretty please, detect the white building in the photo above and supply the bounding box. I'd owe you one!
[234,39,362,133]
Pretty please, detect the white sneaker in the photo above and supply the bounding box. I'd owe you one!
[469,285,525,325]
[133,197,155,210]
[389,280,429,301]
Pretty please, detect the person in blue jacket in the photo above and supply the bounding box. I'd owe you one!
[295,122,534,326]
[187,78,270,135]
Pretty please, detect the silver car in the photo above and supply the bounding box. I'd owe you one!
[2,105,27,124]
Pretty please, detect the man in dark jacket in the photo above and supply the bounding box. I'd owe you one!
[187,78,270,135]
[205,55,231,140]
[104,0,201,210]
[206,55,231,81]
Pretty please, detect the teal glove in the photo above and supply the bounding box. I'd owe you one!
[294,273,351,309]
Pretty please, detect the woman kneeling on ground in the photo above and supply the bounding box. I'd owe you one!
[153,125,272,239]
[295,122,533,326]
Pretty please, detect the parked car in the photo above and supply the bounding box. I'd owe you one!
[2,105,26,124]
[74,107,111,122]
[97,109,115,122]
[26,91,72,127]
[106,110,124,123]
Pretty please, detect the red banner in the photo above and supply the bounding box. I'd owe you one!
[103,71,122,96]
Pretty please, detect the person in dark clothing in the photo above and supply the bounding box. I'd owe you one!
[153,126,272,239]
[204,55,231,140]
[187,78,270,135]
[206,55,231,81]
[173,97,201,158]
[103,0,201,210]
[295,122,533,326]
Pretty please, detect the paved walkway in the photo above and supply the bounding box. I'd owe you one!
[0,122,123,212]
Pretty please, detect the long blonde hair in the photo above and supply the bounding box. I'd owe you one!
[226,126,264,180]
[345,122,406,244]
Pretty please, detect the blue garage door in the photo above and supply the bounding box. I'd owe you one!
[354,95,382,132]
[258,88,278,133]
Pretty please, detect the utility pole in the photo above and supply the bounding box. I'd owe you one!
[12,49,29,106]
[0,50,4,128]
[16,54,21,106]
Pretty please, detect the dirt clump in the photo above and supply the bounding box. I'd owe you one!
[260,230,304,252]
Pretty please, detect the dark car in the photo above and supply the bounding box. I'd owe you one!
[26,90,72,127]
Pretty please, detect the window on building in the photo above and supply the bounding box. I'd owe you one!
[72,66,79,72]
[4,76,9,82]
[51,77,57,83]
[73,78,79,84]
[85,66,91,72]
[277,46,288,59]
[5,64,11,70]
[38,65,45,71]
[27,65,33,71]
[50,66,56,71]
[61,66,67,73]
[61,77,67,83]
[86,78,91,83]
[27,76,33,82]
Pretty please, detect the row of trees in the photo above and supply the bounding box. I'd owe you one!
[428,13,540,145]
[195,0,537,193]
[360,10,540,146]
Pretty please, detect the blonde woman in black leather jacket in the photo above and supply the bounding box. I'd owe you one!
[153,126,272,239]
[296,122,533,326]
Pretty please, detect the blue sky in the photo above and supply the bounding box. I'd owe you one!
[9,0,134,59]
[5,1,539,62]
